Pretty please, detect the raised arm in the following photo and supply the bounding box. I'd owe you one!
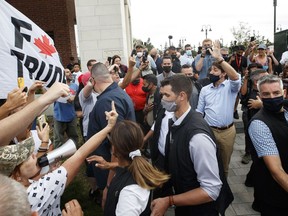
[62,101,118,186]
[0,82,70,146]
[211,40,239,81]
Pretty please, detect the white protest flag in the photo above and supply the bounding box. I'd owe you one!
[0,0,65,99]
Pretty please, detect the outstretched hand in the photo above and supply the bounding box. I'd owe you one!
[62,199,83,216]
[210,40,222,60]
[39,82,70,105]
[105,101,118,129]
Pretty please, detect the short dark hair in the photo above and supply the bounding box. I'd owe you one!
[169,46,176,50]
[87,59,97,68]
[184,44,191,49]
[181,64,191,69]
[162,55,172,62]
[211,62,225,73]
[160,74,192,100]
[73,62,80,67]
[143,74,157,86]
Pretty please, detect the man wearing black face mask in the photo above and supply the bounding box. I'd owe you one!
[168,46,181,73]
[142,74,162,133]
[156,55,175,86]
[196,40,241,177]
[248,75,288,215]
[228,45,248,120]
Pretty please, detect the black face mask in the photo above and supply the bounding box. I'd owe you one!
[222,55,229,61]
[163,66,171,73]
[262,96,284,113]
[132,79,140,85]
[209,74,220,83]
[171,54,177,59]
[142,85,150,93]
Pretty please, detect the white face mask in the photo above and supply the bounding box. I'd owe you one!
[137,52,143,58]
[161,99,177,112]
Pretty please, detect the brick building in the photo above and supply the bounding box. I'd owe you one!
[7,0,78,68]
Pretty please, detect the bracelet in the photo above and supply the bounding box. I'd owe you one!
[217,58,225,64]
[37,148,48,152]
[106,185,110,189]
[41,141,49,143]
[39,146,49,151]
[169,195,175,207]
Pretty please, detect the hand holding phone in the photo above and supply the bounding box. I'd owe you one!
[38,114,47,130]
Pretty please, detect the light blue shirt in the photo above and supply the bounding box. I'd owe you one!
[196,74,241,127]
[179,53,194,66]
[136,55,157,70]
[248,110,288,158]
[194,54,215,80]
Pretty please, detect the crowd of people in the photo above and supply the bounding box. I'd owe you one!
[0,37,288,216]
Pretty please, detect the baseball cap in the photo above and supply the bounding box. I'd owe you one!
[258,44,267,50]
[80,72,91,86]
[0,137,35,176]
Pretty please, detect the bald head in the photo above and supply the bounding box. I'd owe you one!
[91,62,112,82]
[150,48,157,56]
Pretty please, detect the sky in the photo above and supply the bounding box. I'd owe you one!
[130,0,288,50]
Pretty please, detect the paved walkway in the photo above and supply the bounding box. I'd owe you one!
[225,132,259,216]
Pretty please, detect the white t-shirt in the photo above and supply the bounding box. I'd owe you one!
[116,184,150,216]
[27,166,67,216]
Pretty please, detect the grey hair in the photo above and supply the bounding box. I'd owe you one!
[257,74,283,91]
[91,62,111,82]
[0,174,31,216]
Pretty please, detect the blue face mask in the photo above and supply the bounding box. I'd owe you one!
[262,66,269,71]
[262,96,284,113]
[186,50,192,56]
[161,99,177,112]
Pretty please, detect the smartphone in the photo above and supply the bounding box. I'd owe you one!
[107,57,112,64]
[250,36,255,42]
[38,114,47,130]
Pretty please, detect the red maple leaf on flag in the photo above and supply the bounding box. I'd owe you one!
[34,35,56,57]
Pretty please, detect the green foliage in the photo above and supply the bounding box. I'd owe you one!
[231,22,273,48]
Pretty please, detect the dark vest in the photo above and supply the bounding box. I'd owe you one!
[248,108,288,211]
[168,110,234,215]
[150,108,166,166]
[104,167,150,216]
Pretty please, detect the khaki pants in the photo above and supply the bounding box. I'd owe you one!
[211,125,236,177]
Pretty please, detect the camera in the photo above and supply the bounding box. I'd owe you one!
[130,49,137,57]
[206,47,212,55]
[113,65,119,72]
[107,57,112,65]
[142,51,148,63]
